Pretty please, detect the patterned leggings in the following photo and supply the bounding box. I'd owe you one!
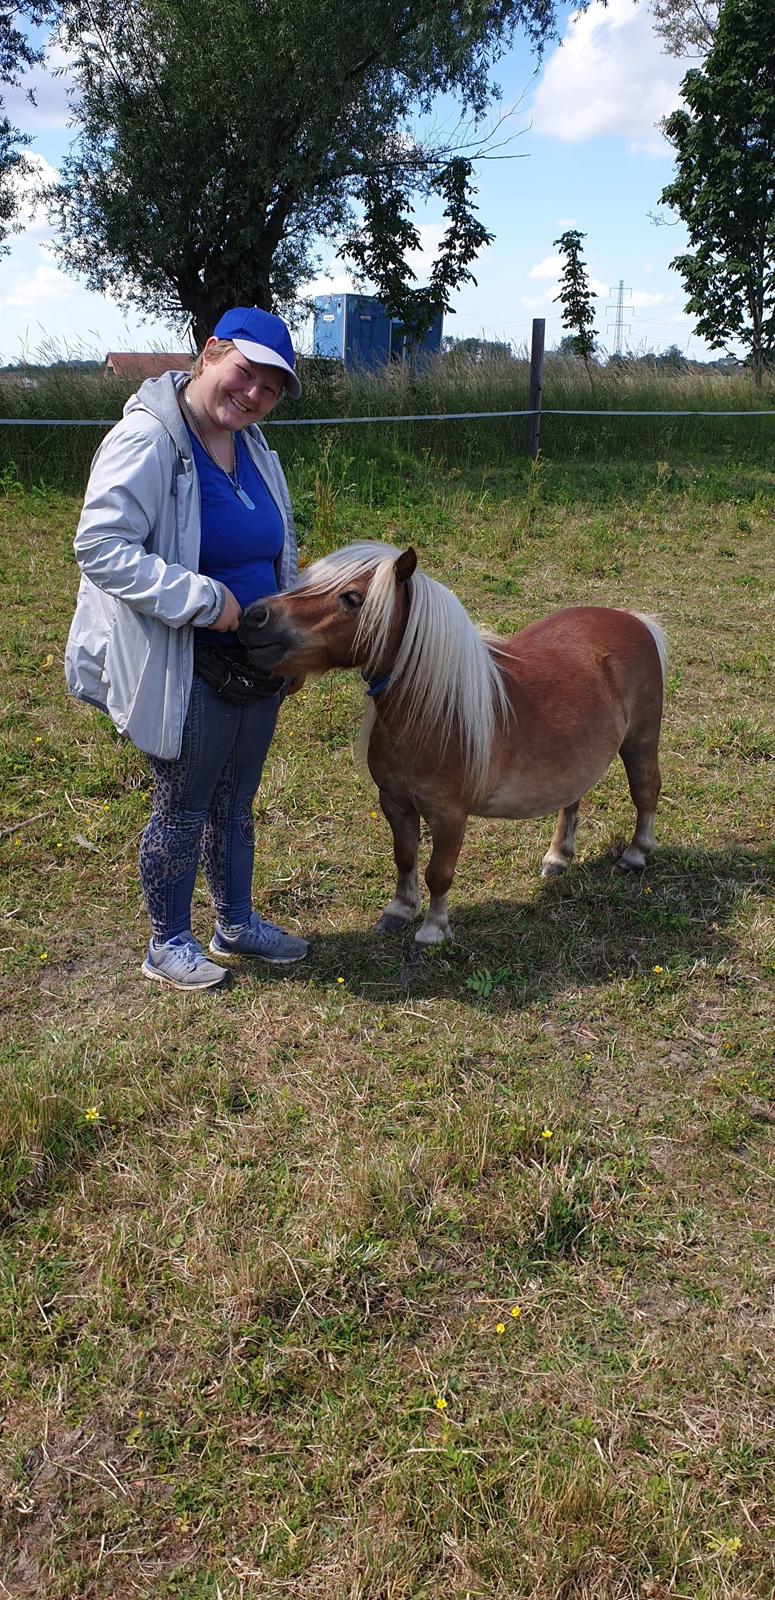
[139,673,280,941]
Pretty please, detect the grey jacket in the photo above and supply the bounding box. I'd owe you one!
[64,371,298,758]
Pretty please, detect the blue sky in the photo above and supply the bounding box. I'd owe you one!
[0,0,709,364]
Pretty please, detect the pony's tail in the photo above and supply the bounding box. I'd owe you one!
[634,613,668,685]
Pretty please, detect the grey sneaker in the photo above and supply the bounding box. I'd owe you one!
[142,933,231,991]
[209,912,309,966]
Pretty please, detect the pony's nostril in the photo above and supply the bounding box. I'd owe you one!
[249,605,270,629]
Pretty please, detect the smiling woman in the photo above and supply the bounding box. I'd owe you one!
[64,305,310,990]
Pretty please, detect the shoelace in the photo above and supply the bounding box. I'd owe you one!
[174,939,205,968]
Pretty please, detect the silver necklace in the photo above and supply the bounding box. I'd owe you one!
[183,384,256,510]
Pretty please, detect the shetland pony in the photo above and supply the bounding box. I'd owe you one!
[240,543,666,944]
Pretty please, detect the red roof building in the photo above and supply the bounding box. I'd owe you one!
[104,352,193,380]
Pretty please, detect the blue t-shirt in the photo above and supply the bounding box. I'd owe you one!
[188,427,284,617]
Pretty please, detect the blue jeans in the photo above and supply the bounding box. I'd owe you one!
[139,674,280,941]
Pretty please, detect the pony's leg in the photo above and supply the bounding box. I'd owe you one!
[617,737,662,870]
[374,790,422,933]
[415,809,467,945]
[540,802,581,877]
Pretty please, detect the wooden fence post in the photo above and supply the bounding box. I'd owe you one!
[526,318,545,459]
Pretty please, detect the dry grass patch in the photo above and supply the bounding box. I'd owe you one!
[0,453,773,1597]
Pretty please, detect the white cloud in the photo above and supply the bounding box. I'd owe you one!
[525,262,608,301]
[532,0,684,151]
[299,269,357,300]
[630,289,673,308]
[406,221,447,280]
[3,44,73,135]
[529,254,561,280]
[10,153,59,239]
[3,263,74,309]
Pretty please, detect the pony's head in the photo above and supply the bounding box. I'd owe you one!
[240,539,509,791]
[239,542,417,678]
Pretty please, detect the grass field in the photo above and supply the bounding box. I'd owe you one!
[1,352,774,487]
[0,438,773,1598]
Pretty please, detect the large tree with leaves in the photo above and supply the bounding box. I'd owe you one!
[50,0,570,344]
[660,0,775,382]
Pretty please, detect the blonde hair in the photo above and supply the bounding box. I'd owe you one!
[190,339,233,379]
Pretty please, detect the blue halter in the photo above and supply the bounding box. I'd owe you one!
[365,671,392,698]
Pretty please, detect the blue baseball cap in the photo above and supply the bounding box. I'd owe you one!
[213,306,301,399]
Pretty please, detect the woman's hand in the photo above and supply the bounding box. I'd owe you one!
[211,586,242,632]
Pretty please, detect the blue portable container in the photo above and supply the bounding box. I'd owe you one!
[313,294,443,367]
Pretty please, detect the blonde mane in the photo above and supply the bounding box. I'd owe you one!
[297,542,510,791]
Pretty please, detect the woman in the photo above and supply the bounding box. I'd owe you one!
[65,306,309,991]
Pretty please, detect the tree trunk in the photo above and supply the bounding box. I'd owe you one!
[186,279,273,350]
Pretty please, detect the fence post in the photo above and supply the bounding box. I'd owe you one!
[526,318,545,458]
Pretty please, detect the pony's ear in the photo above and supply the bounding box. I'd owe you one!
[394,546,418,585]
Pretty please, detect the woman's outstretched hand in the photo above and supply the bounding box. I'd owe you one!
[211,586,242,632]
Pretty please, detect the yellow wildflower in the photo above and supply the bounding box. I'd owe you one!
[434,1395,447,1411]
[83,1106,100,1123]
[541,1127,553,1140]
[652,964,664,974]
[39,951,48,961]
[370,810,378,820]
[495,1322,506,1336]
[510,1305,522,1319]
[336,976,345,985]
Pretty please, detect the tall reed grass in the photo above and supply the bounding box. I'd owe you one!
[0,348,772,490]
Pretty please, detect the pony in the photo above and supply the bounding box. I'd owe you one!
[239,543,667,945]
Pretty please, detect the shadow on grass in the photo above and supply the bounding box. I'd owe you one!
[266,844,772,1008]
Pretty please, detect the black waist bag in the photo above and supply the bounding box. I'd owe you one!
[193,635,285,703]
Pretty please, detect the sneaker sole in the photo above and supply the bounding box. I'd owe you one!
[208,940,308,966]
[141,959,232,992]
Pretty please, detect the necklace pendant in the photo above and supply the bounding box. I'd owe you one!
[236,485,255,510]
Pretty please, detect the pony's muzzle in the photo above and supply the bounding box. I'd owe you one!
[238,600,295,669]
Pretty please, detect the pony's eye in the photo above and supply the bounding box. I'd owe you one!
[340,590,364,611]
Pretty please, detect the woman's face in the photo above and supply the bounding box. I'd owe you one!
[198,340,285,430]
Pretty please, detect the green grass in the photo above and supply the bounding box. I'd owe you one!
[0,350,773,488]
[0,445,773,1598]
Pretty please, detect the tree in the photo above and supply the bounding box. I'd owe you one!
[0,1,53,248]
[654,342,689,370]
[553,230,597,368]
[661,0,775,383]
[49,0,573,344]
[442,334,514,360]
[649,0,719,58]
[343,158,493,348]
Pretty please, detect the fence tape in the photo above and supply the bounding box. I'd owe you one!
[0,407,772,429]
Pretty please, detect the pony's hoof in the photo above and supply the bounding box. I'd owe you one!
[616,850,647,872]
[540,859,567,878]
[415,923,450,946]
[374,912,412,935]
